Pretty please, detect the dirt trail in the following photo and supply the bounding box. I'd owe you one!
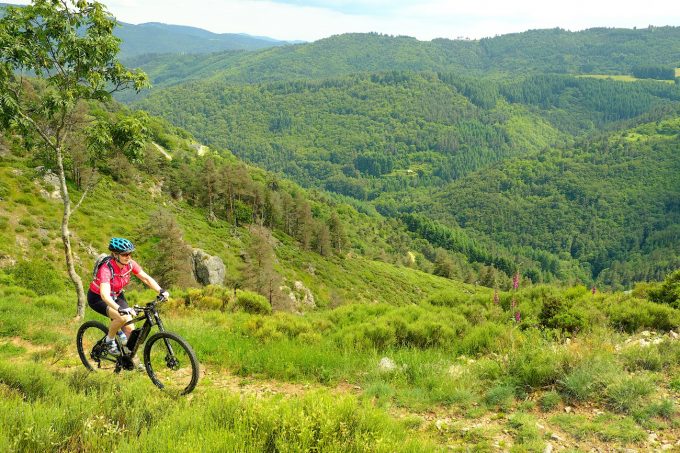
[4,335,680,452]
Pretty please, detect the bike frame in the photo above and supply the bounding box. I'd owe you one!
[100,298,176,370]
[121,299,174,357]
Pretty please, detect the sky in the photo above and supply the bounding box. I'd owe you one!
[9,0,680,42]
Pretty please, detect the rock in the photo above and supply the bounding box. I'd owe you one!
[564,406,572,413]
[148,180,163,198]
[36,169,62,200]
[434,419,447,431]
[550,433,563,442]
[543,444,553,453]
[651,338,664,345]
[669,331,679,339]
[448,364,464,378]
[661,445,673,451]
[378,357,397,372]
[0,254,16,268]
[638,339,651,347]
[191,249,225,286]
[641,330,651,337]
[285,281,316,312]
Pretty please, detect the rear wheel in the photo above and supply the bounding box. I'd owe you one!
[76,320,118,372]
[143,331,199,395]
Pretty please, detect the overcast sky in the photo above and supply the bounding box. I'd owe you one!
[9,0,680,41]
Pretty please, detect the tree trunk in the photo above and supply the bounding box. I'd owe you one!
[56,147,87,318]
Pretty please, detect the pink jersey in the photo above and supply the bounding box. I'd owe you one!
[89,258,142,296]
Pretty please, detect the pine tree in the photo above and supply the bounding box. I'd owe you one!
[140,210,195,288]
[242,226,282,306]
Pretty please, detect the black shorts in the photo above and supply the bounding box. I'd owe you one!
[87,290,129,317]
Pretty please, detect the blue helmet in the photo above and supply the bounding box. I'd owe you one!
[108,237,135,253]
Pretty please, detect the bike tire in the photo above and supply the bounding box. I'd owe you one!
[76,320,118,372]
[143,331,199,395]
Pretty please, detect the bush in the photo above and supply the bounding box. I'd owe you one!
[334,321,396,351]
[604,374,655,413]
[539,391,561,412]
[484,384,515,410]
[649,270,680,308]
[183,286,229,311]
[424,290,469,307]
[539,296,588,333]
[620,345,663,372]
[457,323,510,356]
[606,298,680,333]
[508,339,567,389]
[232,290,272,315]
[559,355,620,403]
[9,260,64,296]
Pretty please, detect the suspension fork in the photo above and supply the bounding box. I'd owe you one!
[154,311,177,359]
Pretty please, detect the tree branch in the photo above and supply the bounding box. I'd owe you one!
[72,166,97,213]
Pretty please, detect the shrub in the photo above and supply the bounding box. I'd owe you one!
[539,296,587,333]
[9,260,64,296]
[604,374,656,414]
[508,339,567,389]
[539,391,562,412]
[559,355,620,403]
[457,323,510,356]
[606,298,680,332]
[334,321,396,351]
[649,270,680,308]
[484,384,515,410]
[232,290,272,315]
[620,345,663,372]
[424,290,469,307]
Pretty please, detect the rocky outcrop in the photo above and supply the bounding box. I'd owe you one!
[283,280,316,312]
[191,249,225,286]
[35,167,62,200]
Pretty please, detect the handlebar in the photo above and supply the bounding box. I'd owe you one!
[132,295,167,312]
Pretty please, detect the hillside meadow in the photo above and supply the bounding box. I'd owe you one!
[1,155,680,451]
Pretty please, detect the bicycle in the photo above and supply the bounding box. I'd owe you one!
[76,295,199,395]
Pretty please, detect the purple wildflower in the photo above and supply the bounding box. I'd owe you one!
[493,289,500,305]
[512,272,520,290]
[591,286,597,295]
[514,311,521,323]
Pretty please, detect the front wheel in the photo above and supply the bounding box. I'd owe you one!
[143,331,199,395]
[76,320,118,372]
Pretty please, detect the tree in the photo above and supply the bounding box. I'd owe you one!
[0,1,148,318]
[242,226,282,306]
[139,210,195,289]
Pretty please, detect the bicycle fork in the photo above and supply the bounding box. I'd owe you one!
[155,312,179,369]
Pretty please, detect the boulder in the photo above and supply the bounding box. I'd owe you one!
[35,168,62,200]
[284,280,316,312]
[191,249,225,286]
[378,357,397,372]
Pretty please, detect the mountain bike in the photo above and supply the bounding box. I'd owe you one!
[76,296,199,395]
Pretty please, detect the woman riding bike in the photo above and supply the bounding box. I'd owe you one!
[88,237,169,355]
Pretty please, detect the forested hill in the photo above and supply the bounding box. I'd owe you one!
[385,113,680,288]
[115,22,294,58]
[122,27,680,93]
[137,72,680,193]
[0,4,293,58]
[137,71,680,288]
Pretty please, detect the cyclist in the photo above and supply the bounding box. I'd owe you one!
[88,237,170,355]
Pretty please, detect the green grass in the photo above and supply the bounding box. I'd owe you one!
[550,413,647,443]
[578,74,676,84]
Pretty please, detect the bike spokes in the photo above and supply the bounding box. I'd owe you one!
[76,321,118,372]
[144,332,199,395]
